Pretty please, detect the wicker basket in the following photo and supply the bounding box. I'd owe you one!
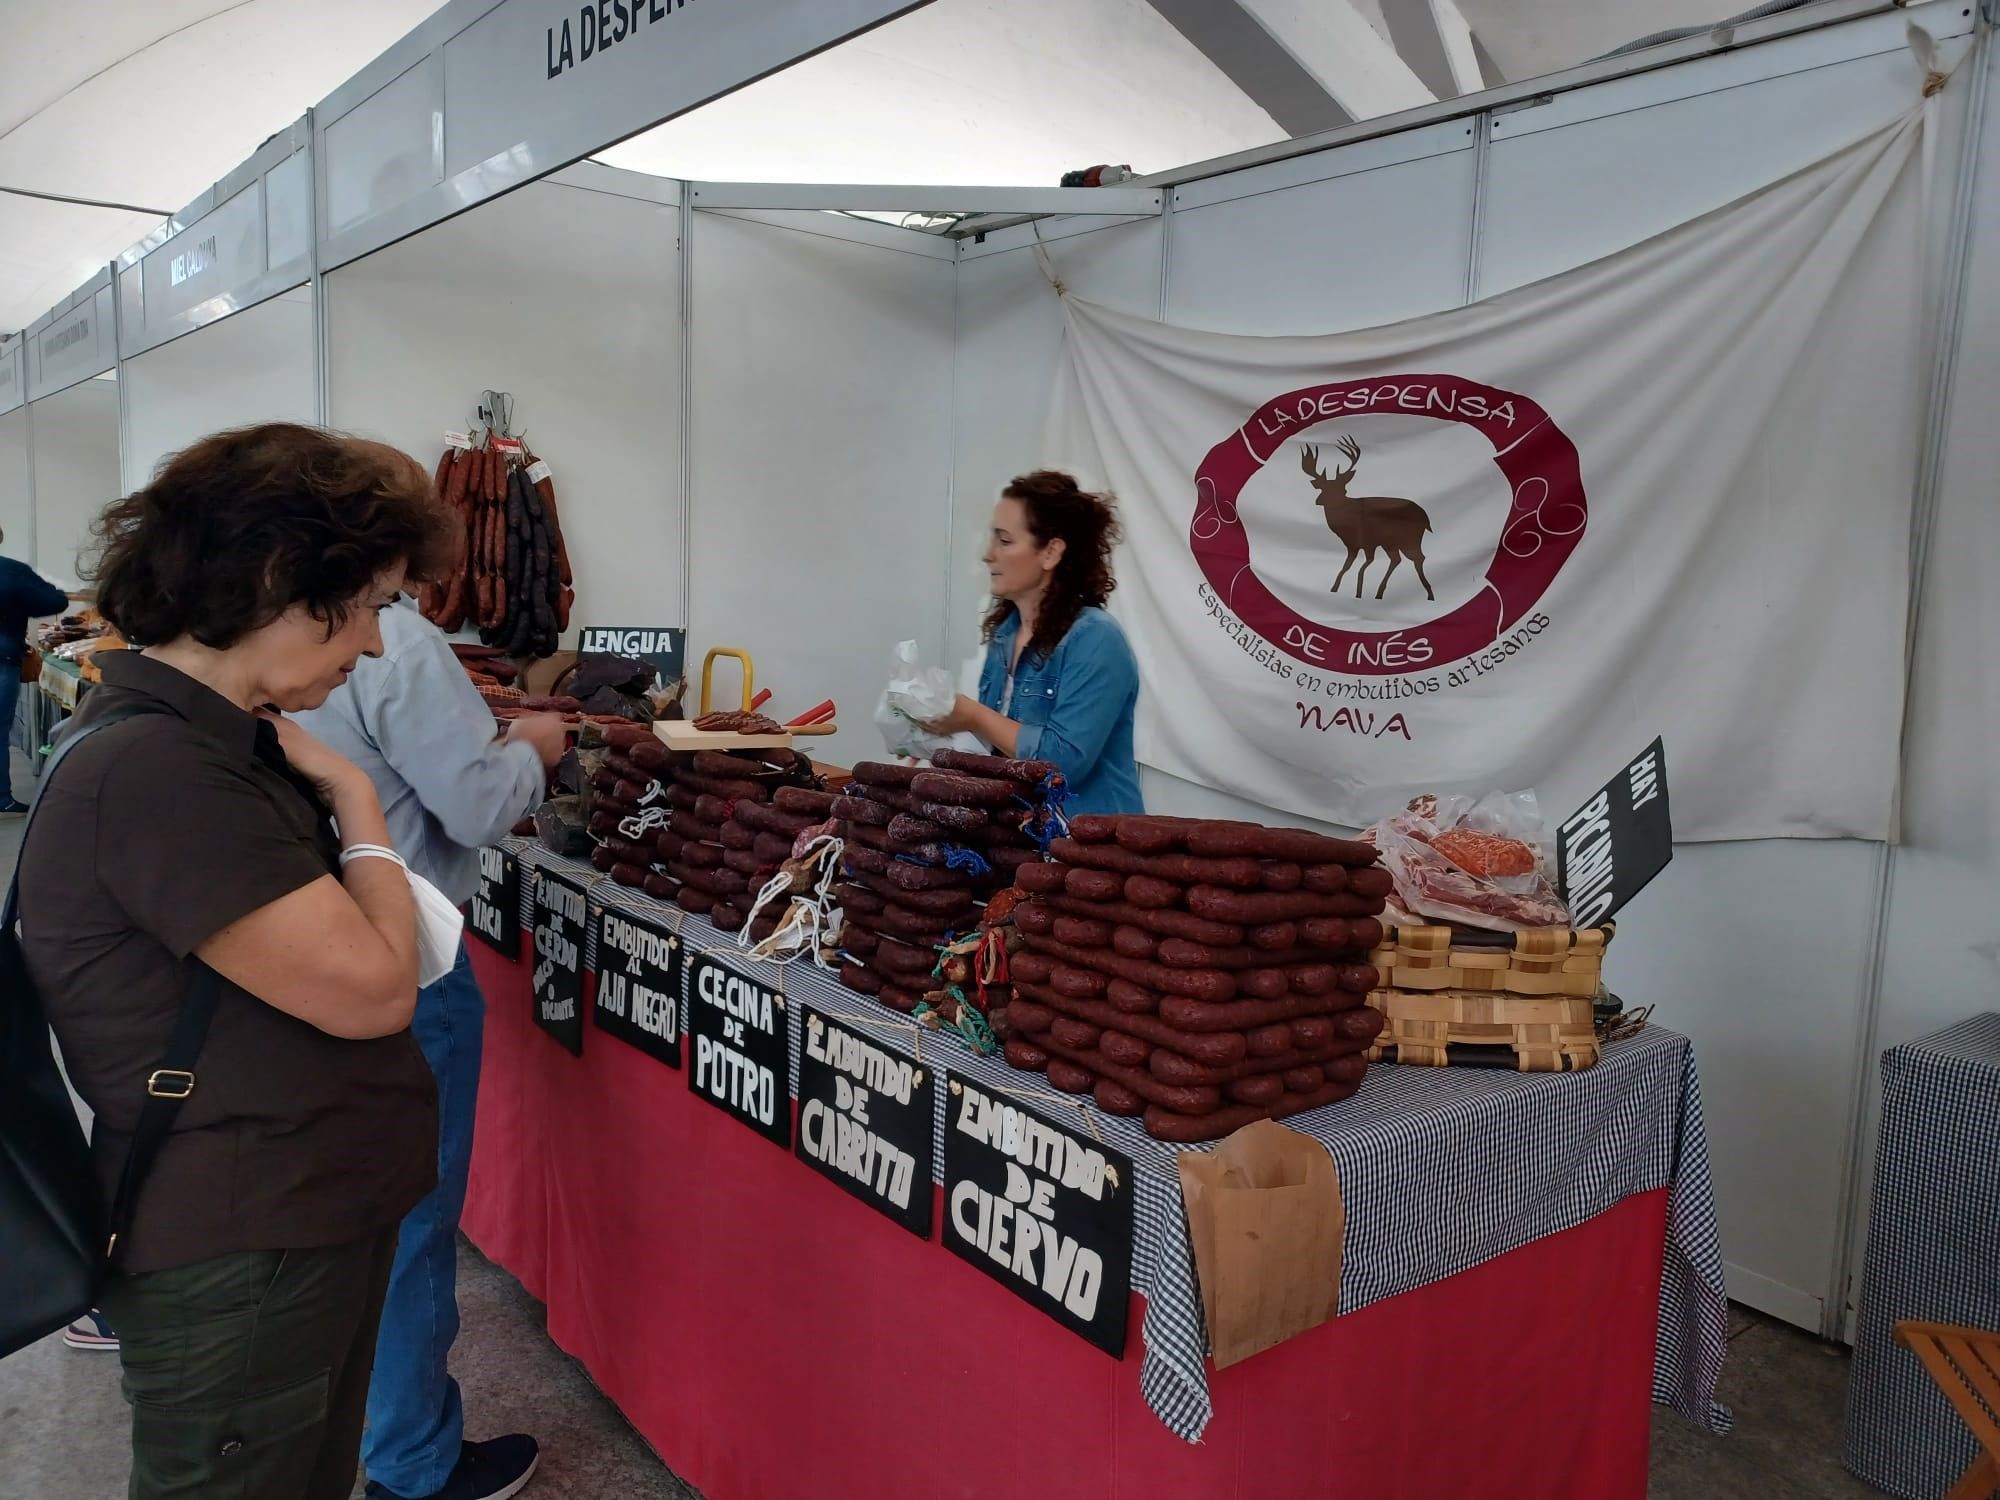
[1367,925,1609,1072]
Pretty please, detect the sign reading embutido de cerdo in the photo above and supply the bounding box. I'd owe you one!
[530,870,588,1056]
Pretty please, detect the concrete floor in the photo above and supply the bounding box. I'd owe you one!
[0,748,1890,1499]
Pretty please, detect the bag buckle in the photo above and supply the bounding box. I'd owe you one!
[146,1069,195,1100]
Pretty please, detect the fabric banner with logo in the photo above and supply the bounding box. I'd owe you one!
[1044,110,1930,842]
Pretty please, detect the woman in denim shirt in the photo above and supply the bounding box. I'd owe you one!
[926,472,1144,815]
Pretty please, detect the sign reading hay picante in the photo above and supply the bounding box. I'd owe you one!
[531,871,588,1055]
[468,847,521,959]
[1557,737,1673,928]
[686,953,789,1147]
[943,1078,1133,1356]
[796,1007,935,1238]
[592,907,684,1069]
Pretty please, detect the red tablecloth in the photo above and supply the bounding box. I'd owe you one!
[464,941,1664,1500]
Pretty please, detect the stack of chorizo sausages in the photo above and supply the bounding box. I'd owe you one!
[419,438,574,657]
[647,741,832,939]
[988,814,1392,1142]
[832,750,1061,1015]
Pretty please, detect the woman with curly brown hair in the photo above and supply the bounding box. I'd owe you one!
[17,424,455,1499]
[926,470,1143,815]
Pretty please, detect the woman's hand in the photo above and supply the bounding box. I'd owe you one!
[921,695,1020,757]
[259,711,370,802]
[920,694,984,737]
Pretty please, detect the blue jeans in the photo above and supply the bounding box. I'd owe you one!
[0,661,22,799]
[364,942,485,1496]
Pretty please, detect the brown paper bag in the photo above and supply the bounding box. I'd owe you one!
[1177,1119,1344,1369]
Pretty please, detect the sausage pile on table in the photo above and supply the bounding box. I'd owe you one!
[419,439,574,657]
[990,815,1392,1143]
[832,750,1059,1016]
[579,721,836,943]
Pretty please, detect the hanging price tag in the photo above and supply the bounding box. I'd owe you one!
[525,459,552,484]
[444,430,473,450]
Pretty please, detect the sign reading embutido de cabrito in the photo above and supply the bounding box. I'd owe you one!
[943,1078,1133,1356]
[530,870,588,1056]
[592,907,683,1069]
[468,847,521,959]
[686,953,789,1147]
[796,1007,935,1238]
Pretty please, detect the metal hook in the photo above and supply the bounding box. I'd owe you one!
[481,390,515,437]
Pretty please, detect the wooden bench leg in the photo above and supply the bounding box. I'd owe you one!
[1946,1451,2000,1500]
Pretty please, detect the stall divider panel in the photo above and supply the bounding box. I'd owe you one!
[121,290,320,496]
[687,206,953,759]
[0,407,31,564]
[1843,18,2000,1341]
[26,379,120,588]
[324,173,685,640]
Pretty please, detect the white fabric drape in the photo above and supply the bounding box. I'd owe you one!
[1044,110,1930,841]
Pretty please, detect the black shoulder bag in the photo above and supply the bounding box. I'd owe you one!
[0,702,222,1358]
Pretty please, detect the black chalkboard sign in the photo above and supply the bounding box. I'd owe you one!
[592,907,684,1069]
[1557,737,1673,929]
[942,1077,1133,1356]
[796,1006,935,1238]
[468,847,521,959]
[686,952,790,1147]
[530,870,588,1055]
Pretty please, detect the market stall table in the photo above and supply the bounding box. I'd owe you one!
[463,841,1730,1500]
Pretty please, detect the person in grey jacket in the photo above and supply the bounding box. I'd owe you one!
[294,595,565,1500]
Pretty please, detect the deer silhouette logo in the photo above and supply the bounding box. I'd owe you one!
[1301,435,1435,601]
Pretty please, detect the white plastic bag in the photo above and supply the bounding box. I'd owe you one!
[1364,790,1570,932]
[874,639,984,760]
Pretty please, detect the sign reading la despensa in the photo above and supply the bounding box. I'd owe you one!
[546,0,697,80]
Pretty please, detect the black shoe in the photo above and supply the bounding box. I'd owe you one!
[366,1435,540,1500]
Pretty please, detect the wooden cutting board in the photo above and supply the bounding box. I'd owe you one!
[653,721,793,752]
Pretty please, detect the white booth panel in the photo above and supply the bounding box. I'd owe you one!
[326,177,683,638]
[1478,16,1968,296]
[122,289,318,493]
[1608,838,1884,1332]
[0,408,30,560]
[952,218,1162,662]
[690,209,954,763]
[1167,129,1477,333]
[1846,33,2000,1330]
[29,379,120,589]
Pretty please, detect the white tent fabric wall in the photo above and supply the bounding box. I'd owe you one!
[1045,110,1930,844]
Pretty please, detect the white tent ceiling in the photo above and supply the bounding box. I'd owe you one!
[2,0,1764,336]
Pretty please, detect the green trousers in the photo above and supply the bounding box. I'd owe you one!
[98,1230,399,1500]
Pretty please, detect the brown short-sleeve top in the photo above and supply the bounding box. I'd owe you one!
[20,652,437,1273]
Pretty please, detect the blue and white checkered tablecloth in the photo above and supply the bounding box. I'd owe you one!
[1844,1013,2000,1498]
[509,840,1731,1444]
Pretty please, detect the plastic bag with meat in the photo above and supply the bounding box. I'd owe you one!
[1363,790,1570,932]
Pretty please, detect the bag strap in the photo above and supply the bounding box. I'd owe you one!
[104,964,220,1263]
[5,697,225,1265]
